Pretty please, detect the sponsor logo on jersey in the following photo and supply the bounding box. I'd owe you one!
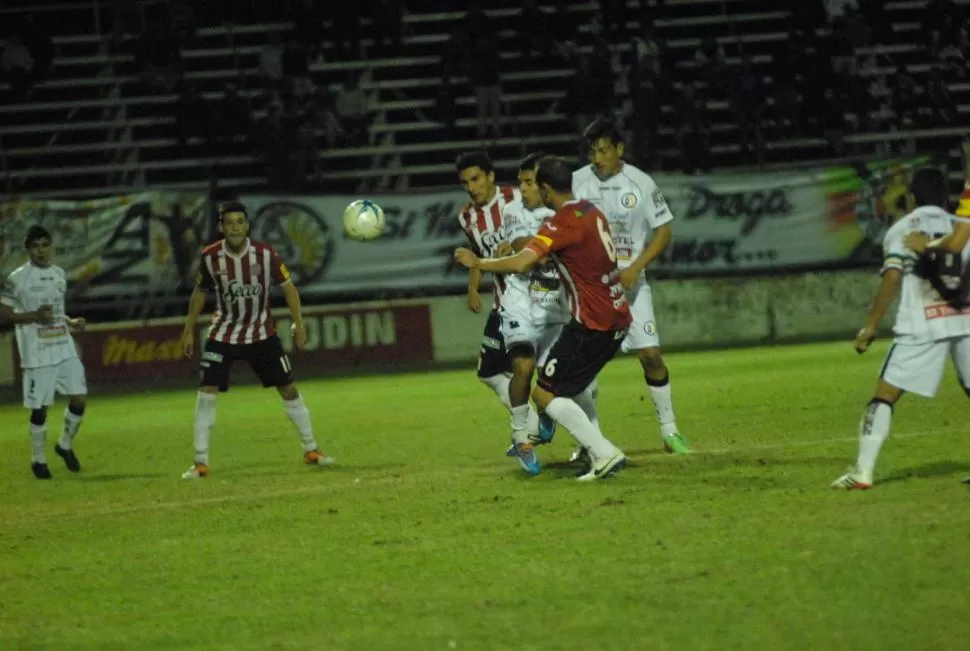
[221,279,262,304]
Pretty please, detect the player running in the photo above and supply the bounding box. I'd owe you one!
[456,156,631,481]
[832,168,970,490]
[573,118,689,456]
[1,225,89,479]
[495,152,569,470]
[178,202,334,479]
[455,151,548,441]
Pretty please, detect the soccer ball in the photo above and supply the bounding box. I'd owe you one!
[342,199,385,241]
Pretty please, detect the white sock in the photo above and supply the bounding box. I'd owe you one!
[59,408,83,450]
[510,404,530,444]
[573,380,600,430]
[856,399,893,479]
[194,392,217,465]
[284,395,318,452]
[526,404,539,434]
[545,397,618,460]
[480,374,512,411]
[647,375,679,438]
[29,424,47,464]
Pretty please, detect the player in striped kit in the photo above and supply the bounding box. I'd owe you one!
[495,152,568,473]
[572,118,690,456]
[833,168,970,489]
[1,225,88,479]
[456,151,545,440]
[177,202,333,479]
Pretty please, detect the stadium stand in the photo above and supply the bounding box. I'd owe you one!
[1,0,968,199]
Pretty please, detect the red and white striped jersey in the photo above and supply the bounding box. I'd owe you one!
[458,185,520,307]
[197,238,291,345]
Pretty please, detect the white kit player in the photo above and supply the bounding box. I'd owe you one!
[572,118,689,455]
[497,153,568,471]
[455,151,543,438]
[833,168,970,490]
[0,225,88,479]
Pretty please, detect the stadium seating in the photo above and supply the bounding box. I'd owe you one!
[1,0,966,199]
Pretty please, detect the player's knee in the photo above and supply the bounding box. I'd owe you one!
[29,408,47,426]
[637,348,666,375]
[509,350,536,378]
[68,396,85,415]
[277,384,299,401]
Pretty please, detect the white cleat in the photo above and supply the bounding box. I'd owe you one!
[569,446,590,465]
[181,463,208,480]
[830,468,873,490]
[577,451,627,481]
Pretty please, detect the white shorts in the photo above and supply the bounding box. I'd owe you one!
[500,306,565,367]
[621,282,660,353]
[881,336,970,398]
[22,357,88,410]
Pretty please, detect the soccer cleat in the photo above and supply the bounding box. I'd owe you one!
[535,411,557,444]
[663,433,691,454]
[54,444,81,472]
[569,445,590,466]
[510,441,541,476]
[830,468,873,490]
[31,462,52,480]
[304,449,335,467]
[577,451,627,481]
[181,463,209,480]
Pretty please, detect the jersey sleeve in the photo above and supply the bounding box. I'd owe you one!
[195,256,216,290]
[881,225,908,274]
[1,273,21,309]
[457,209,483,256]
[642,179,674,230]
[527,212,581,258]
[270,249,292,285]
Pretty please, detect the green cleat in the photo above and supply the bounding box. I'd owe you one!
[663,433,691,454]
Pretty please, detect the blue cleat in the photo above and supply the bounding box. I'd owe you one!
[536,411,557,444]
[511,441,541,476]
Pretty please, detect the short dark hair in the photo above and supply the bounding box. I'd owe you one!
[219,201,248,220]
[518,152,547,173]
[455,150,493,174]
[910,166,949,209]
[24,225,51,248]
[536,157,573,194]
[583,118,624,147]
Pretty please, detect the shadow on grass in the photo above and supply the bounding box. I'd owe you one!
[77,472,168,482]
[880,461,970,485]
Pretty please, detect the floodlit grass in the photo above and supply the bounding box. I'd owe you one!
[2,341,969,650]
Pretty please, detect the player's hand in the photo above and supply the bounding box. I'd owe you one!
[34,305,54,324]
[904,232,930,253]
[467,291,482,313]
[291,321,307,351]
[181,331,195,359]
[455,247,480,269]
[618,267,641,290]
[67,317,86,332]
[494,241,514,258]
[854,325,877,354]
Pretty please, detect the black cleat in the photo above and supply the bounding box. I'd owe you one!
[31,462,52,479]
[54,444,81,472]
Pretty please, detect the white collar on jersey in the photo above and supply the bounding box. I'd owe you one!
[221,238,251,258]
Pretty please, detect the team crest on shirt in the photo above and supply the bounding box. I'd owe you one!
[621,193,638,209]
[644,320,657,336]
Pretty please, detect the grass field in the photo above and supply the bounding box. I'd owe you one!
[2,340,970,651]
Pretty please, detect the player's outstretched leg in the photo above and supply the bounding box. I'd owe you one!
[637,347,689,454]
[567,380,603,468]
[182,389,217,479]
[832,380,901,490]
[505,349,542,475]
[54,396,84,473]
[534,385,625,481]
[28,407,52,479]
[277,384,334,467]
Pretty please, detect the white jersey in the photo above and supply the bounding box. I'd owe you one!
[883,205,970,343]
[500,199,567,325]
[1,262,79,369]
[572,163,673,272]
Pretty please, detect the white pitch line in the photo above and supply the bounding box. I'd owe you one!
[0,430,951,527]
